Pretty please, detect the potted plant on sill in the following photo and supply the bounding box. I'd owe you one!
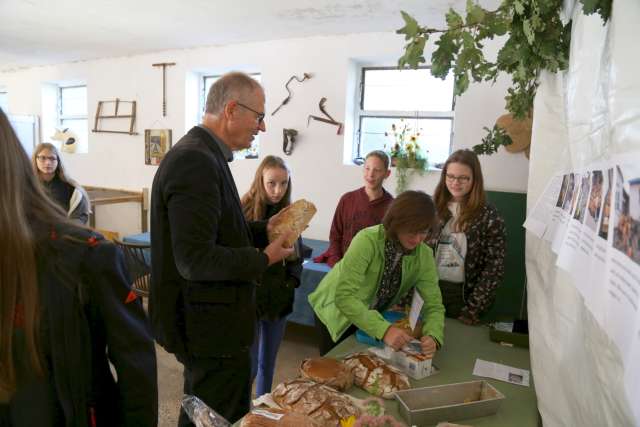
[385,119,428,193]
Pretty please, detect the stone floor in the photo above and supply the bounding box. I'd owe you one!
[157,322,319,427]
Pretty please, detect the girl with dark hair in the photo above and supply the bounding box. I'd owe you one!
[431,149,506,325]
[309,190,445,356]
[32,142,90,224]
[0,108,157,426]
[241,155,303,397]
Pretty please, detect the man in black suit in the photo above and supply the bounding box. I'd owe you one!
[150,72,293,425]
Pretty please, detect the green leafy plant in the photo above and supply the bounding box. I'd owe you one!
[384,120,428,193]
[397,0,611,155]
[474,124,513,155]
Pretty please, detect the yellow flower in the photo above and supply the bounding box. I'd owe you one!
[410,135,417,142]
[340,415,357,427]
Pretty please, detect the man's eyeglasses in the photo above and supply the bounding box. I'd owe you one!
[236,102,265,124]
[445,174,471,183]
[36,155,58,163]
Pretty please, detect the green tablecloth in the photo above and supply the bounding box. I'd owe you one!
[235,318,538,426]
[327,318,539,426]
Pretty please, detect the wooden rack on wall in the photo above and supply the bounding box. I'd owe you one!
[92,98,138,135]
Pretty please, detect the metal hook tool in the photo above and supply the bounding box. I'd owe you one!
[271,73,312,116]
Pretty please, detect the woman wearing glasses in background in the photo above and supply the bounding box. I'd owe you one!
[32,142,90,224]
[429,149,506,325]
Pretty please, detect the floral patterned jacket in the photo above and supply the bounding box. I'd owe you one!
[427,203,506,322]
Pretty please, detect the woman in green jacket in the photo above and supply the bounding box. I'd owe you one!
[309,190,445,356]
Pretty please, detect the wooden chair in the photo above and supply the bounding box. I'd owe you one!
[113,239,151,298]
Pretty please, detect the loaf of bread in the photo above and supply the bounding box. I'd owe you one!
[271,379,360,427]
[343,353,410,399]
[299,357,354,391]
[267,199,317,246]
[240,407,319,427]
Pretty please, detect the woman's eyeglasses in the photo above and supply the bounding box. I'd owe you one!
[445,174,471,183]
[236,102,265,124]
[36,155,58,162]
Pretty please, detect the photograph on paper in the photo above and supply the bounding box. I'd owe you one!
[569,173,582,216]
[556,174,570,208]
[562,173,576,212]
[599,168,614,240]
[585,170,604,232]
[573,172,591,223]
[613,165,640,266]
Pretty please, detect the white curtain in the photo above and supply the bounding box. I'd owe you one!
[526,0,640,425]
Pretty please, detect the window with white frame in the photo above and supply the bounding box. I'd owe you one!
[200,73,262,160]
[0,90,8,112]
[353,67,455,168]
[58,85,88,146]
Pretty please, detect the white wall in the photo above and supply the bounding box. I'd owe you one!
[0,32,527,238]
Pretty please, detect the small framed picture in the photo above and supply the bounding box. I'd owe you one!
[145,129,172,165]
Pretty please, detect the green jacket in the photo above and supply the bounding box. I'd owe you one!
[308,225,445,345]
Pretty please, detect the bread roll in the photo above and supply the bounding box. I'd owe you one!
[240,407,319,427]
[271,379,360,427]
[268,199,317,246]
[299,357,354,391]
[343,353,410,399]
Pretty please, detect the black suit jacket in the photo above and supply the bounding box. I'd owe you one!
[150,126,269,357]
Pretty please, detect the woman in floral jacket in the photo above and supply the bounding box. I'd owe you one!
[429,149,506,325]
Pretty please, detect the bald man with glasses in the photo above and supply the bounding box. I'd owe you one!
[150,71,293,425]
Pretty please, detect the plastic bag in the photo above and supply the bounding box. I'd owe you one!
[181,395,231,427]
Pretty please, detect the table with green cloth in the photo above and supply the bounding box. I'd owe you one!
[326,318,538,426]
[235,318,538,426]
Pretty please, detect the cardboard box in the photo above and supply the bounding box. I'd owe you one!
[393,347,434,380]
[367,345,435,380]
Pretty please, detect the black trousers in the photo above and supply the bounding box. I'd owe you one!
[176,352,251,426]
[439,280,465,318]
[314,314,358,356]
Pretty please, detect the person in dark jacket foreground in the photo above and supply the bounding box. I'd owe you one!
[0,107,158,427]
